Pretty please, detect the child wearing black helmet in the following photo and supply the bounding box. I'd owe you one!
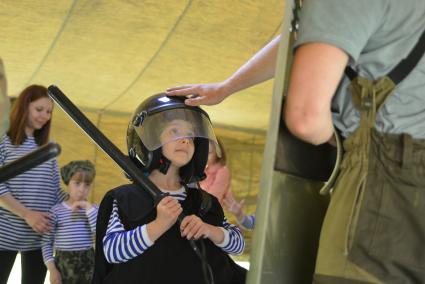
[93,94,246,284]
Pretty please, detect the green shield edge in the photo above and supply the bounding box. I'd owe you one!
[246,1,342,283]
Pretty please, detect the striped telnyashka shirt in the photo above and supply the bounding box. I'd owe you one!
[42,201,98,263]
[103,187,245,263]
[0,135,67,250]
[238,214,256,230]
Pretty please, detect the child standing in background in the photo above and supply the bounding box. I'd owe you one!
[42,160,98,284]
[199,138,234,206]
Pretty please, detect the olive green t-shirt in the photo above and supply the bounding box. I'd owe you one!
[295,0,425,138]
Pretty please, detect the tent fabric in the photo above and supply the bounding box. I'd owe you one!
[1,0,284,261]
[0,0,283,130]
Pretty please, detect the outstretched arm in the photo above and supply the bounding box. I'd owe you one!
[166,35,281,106]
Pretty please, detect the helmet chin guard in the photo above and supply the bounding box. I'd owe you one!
[127,93,219,183]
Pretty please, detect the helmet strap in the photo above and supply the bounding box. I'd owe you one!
[159,155,171,175]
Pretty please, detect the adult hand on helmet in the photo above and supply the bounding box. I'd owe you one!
[166,82,230,106]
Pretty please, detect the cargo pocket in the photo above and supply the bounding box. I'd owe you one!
[371,181,425,264]
[348,167,425,282]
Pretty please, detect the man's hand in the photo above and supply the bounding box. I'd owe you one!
[166,82,229,106]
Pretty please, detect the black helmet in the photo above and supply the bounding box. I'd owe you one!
[127,93,220,184]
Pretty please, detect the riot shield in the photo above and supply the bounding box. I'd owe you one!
[246,1,342,283]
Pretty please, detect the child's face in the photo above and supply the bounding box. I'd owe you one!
[67,171,92,202]
[160,119,195,167]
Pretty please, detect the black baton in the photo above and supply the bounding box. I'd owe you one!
[0,142,61,183]
[47,85,213,284]
[47,85,164,201]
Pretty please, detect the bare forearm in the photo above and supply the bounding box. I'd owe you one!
[0,193,30,219]
[223,35,280,95]
[146,220,167,242]
[285,106,334,145]
[285,43,348,145]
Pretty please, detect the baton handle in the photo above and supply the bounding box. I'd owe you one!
[0,142,61,183]
[47,85,163,200]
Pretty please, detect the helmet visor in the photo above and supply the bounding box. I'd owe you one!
[134,108,221,157]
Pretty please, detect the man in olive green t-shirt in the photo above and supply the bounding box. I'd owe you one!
[286,1,425,283]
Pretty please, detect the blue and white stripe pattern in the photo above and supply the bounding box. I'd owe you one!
[42,202,98,263]
[103,187,245,264]
[238,214,255,230]
[0,135,67,250]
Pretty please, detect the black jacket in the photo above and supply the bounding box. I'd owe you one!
[92,184,246,284]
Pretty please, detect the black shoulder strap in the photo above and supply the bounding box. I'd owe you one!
[198,189,212,217]
[345,28,425,84]
[185,184,212,217]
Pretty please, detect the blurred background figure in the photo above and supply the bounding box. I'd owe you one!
[42,160,98,284]
[224,195,255,231]
[199,138,234,206]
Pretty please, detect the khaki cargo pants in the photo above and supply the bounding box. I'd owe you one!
[314,77,425,283]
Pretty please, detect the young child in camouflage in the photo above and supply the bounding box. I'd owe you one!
[42,160,98,284]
